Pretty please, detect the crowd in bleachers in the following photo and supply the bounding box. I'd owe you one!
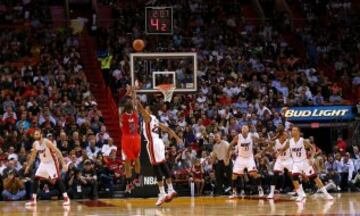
[289,0,360,101]
[97,0,360,195]
[0,27,127,200]
[0,0,51,26]
[0,0,359,201]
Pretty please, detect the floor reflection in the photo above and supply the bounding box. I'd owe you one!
[2,193,360,216]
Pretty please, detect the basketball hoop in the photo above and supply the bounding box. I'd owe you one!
[155,84,175,102]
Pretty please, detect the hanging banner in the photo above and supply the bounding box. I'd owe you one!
[284,106,355,122]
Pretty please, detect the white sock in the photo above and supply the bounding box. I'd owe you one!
[299,184,305,196]
[320,186,329,195]
[270,185,275,195]
[325,182,335,191]
[32,194,37,200]
[63,193,68,198]
[258,186,263,191]
[159,186,165,194]
[296,188,303,197]
[167,183,174,192]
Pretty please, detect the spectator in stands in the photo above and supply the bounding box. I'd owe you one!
[16,112,31,132]
[189,159,205,196]
[2,106,17,125]
[325,155,342,191]
[2,169,26,201]
[337,137,347,153]
[58,131,71,154]
[104,150,124,186]
[66,164,84,199]
[353,146,360,172]
[86,134,100,160]
[101,138,117,157]
[7,146,18,162]
[94,153,113,191]
[340,152,355,191]
[81,160,98,199]
[96,125,110,145]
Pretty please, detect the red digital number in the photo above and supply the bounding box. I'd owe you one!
[150,18,159,30]
[161,23,167,32]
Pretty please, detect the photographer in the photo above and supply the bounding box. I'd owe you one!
[2,170,26,201]
[81,160,98,199]
[66,164,83,199]
[38,183,60,200]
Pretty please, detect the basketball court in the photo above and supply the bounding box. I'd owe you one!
[2,193,360,216]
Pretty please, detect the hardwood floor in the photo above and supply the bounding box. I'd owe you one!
[1,193,360,216]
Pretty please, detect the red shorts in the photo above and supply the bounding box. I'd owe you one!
[121,134,141,161]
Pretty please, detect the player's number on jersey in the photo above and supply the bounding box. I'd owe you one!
[296,152,301,157]
[244,146,249,151]
[129,122,136,134]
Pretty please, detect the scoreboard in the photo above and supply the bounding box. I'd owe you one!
[145,7,173,35]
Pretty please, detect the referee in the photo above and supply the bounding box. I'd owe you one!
[211,133,232,195]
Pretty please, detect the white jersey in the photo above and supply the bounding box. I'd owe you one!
[274,138,291,160]
[143,115,161,143]
[237,133,253,158]
[290,137,307,162]
[34,139,57,164]
[143,115,166,165]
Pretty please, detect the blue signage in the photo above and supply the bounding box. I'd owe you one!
[284,106,354,122]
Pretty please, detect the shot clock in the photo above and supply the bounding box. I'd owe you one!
[145,7,173,35]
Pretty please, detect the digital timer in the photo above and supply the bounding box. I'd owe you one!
[145,7,173,35]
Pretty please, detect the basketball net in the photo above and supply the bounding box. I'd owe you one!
[155,84,175,102]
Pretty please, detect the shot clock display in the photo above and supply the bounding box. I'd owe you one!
[145,7,173,35]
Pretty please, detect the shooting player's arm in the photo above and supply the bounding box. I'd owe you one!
[136,100,151,123]
[158,123,182,144]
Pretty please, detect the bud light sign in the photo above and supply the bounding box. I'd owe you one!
[284,106,354,122]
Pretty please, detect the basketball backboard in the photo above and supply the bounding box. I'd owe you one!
[130,52,197,93]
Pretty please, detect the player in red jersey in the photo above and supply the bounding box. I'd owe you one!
[120,99,141,193]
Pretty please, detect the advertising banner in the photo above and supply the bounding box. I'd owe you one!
[131,135,159,198]
[284,106,354,122]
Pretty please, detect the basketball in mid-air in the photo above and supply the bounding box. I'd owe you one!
[132,39,145,52]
